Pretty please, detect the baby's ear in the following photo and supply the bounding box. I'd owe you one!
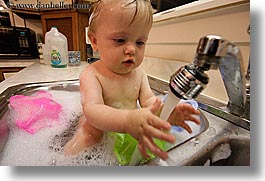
[88,33,98,51]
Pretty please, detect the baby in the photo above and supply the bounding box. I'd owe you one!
[64,0,200,161]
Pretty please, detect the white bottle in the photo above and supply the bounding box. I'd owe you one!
[46,27,68,68]
[42,44,49,65]
[43,27,56,65]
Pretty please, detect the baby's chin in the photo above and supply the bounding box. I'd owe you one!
[113,69,134,75]
[111,65,139,75]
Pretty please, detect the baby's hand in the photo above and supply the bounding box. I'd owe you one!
[126,98,175,160]
[167,103,201,133]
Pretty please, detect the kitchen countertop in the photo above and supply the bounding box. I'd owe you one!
[0,60,89,94]
[0,57,228,104]
[0,59,38,68]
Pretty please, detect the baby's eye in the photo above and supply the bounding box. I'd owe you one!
[113,39,125,44]
[136,41,145,46]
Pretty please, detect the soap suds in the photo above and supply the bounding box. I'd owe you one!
[0,90,118,166]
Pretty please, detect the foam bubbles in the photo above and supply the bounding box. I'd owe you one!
[0,90,119,166]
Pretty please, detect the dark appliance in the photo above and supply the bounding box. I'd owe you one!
[0,26,39,59]
[0,12,11,27]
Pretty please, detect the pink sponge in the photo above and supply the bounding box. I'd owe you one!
[9,90,63,134]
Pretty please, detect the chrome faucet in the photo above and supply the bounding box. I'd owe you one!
[168,35,250,122]
[194,35,249,119]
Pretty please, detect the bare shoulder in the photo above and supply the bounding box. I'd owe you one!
[135,66,147,79]
[79,61,103,97]
[79,61,100,81]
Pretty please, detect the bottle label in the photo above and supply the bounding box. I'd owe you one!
[51,50,62,65]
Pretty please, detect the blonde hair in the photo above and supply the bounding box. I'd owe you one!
[88,0,153,34]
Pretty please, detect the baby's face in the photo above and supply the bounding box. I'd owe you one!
[91,2,152,74]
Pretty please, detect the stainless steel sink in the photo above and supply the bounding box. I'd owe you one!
[0,79,209,166]
[145,109,250,166]
[0,76,250,166]
[185,136,250,166]
[145,76,250,166]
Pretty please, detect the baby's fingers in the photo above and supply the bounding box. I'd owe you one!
[142,136,168,160]
[149,98,162,115]
[188,115,201,125]
[138,142,149,159]
[180,122,192,133]
[144,124,175,143]
[178,103,198,113]
[181,116,201,133]
[192,109,200,115]
[147,115,172,131]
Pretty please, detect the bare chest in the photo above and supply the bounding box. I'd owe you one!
[98,76,142,109]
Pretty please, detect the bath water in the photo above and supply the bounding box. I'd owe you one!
[0,90,119,166]
[160,90,202,149]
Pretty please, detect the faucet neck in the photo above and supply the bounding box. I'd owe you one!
[193,35,249,118]
[219,47,246,116]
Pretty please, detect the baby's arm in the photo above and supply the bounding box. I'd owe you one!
[138,71,162,115]
[79,66,175,160]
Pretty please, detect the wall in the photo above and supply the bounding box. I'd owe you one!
[143,0,250,103]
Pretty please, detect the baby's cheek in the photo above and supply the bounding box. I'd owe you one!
[80,94,85,106]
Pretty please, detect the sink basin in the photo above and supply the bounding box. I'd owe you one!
[146,75,250,166]
[145,108,250,166]
[0,77,250,166]
[184,136,250,166]
[0,79,208,166]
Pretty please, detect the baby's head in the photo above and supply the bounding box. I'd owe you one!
[88,0,154,74]
[88,0,153,34]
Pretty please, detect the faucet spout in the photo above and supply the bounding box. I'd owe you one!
[167,35,249,122]
[193,35,249,119]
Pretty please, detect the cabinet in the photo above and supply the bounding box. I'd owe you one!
[0,67,25,82]
[41,9,89,61]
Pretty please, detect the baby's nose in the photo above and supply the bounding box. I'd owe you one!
[124,44,135,55]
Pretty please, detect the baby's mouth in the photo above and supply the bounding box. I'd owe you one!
[122,59,134,67]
